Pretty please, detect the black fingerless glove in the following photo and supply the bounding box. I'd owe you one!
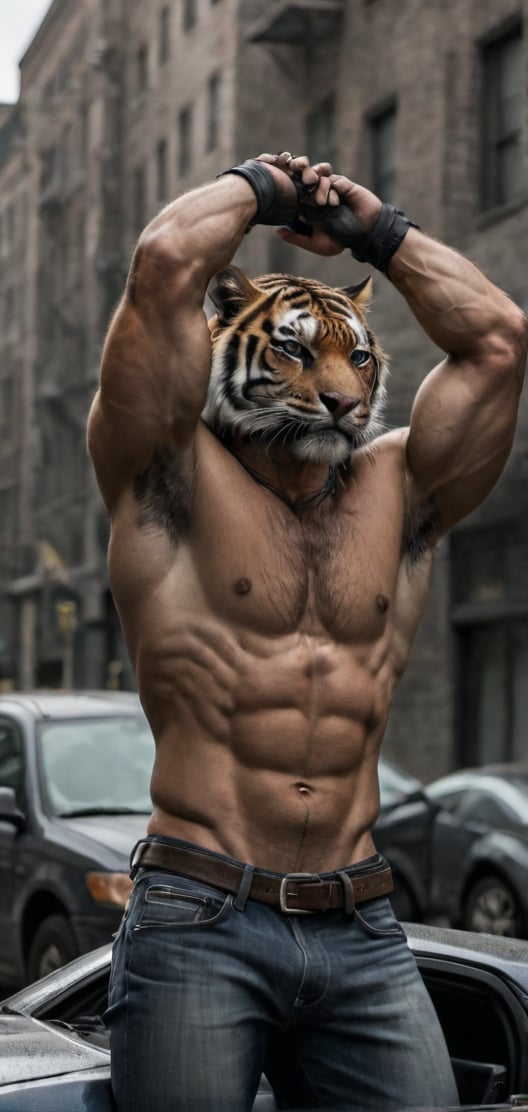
[217,159,303,227]
[290,201,419,274]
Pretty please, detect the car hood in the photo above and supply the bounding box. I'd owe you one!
[0,1011,108,1085]
[60,813,149,862]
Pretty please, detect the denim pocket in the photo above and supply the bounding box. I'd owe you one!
[353,896,406,938]
[133,880,233,930]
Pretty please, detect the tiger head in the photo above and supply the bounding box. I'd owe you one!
[203,265,388,466]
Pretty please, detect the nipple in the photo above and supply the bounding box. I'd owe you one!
[233,578,252,595]
[376,593,389,614]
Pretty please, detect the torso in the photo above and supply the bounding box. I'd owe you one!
[108,423,435,873]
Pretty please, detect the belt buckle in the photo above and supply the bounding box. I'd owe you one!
[279,872,322,914]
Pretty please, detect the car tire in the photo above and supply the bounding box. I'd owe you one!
[463,874,525,938]
[27,914,79,982]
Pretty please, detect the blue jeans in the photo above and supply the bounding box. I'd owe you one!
[105,839,459,1111]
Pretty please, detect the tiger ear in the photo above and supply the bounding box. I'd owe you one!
[208,265,262,325]
[340,276,373,308]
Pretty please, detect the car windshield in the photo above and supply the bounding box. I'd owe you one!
[39,716,154,816]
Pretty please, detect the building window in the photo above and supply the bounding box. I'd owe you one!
[159,6,170,64]
[137,44,148,93]
[451,520,528,765]
[133,165,146,232]
[178,105,193,177]
[183,0,196,30]
[305,94,336,167]
[206,72,222,152]
[0,378,13,434]
[156,138,168,202]
[481,25,523,211]
[370,99,398,202]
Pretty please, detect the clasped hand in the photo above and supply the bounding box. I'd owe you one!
[256,151,382,257]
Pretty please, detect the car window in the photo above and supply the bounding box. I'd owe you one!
[0,717,25,806]
[38,716,154,816]
[459,790,517,829]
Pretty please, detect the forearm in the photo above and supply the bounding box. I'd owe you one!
[387,228,528,365]
[281,165,527,369]
[130,176,258,310]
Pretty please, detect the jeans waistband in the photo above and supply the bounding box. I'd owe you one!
[130,837,393,915]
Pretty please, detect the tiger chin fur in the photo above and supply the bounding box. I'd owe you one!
[203,265,389,467]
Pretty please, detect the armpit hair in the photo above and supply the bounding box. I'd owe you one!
[133,449,193,543]
[402,496,440,564]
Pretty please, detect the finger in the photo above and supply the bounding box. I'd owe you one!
[328,173,356,196]
[287,154,310,171]
[276,226,342,258]
[312,161,333,177]
[306,178,340,207]
[310,177,332,205]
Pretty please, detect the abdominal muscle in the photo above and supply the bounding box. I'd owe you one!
[140,618,395,874]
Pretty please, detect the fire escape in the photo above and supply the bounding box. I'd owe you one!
[245,1,344,45]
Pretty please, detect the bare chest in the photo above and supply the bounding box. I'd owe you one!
[191,476,405,641]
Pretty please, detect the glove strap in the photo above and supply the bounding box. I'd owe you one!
[216,159,302,228]
[350,203,419,273]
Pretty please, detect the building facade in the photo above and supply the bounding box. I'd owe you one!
[0,0,526,778]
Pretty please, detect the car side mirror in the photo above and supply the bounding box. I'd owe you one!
[0,786,25,829]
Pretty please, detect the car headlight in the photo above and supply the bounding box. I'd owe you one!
[85,871,132,907]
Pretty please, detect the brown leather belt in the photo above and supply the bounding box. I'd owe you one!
[130,840,393,914]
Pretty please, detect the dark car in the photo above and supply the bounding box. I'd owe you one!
[2,924,528,1110]
[426,764,528,938]
[375,755,439,921]
[0,691,154,987]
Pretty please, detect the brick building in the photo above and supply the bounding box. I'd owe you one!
[0,0,526,777]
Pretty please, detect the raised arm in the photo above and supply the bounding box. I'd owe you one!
[87,154,325,511]
[389,228,527,531]
[279,163,528,535]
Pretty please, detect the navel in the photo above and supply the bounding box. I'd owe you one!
[376,593,389,614]
[293,781,313,796]
[233,577,252,595]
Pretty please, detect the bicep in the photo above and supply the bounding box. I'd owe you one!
[87,294,212,507]
[406,352,522,533]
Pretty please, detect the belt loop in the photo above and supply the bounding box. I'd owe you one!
[233,864,255,911]
[337,871,356,915]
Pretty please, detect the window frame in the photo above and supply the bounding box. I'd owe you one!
[368,95,398,203]
[479,20,524,212]
[178,104,193,178]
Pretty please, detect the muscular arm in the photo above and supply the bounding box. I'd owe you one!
[389,230,527,532]
[88,154,319,511]
[87,176,259,510]
[279,164,528,535]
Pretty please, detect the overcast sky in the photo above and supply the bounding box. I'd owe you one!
[1,1,52,103]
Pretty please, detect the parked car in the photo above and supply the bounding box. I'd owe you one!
[2,923,528,1110]
[375,755,440,921]
[0,691,154,988]
[426,764,528,938]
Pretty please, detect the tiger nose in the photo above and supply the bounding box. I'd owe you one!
[319,392,362,420]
